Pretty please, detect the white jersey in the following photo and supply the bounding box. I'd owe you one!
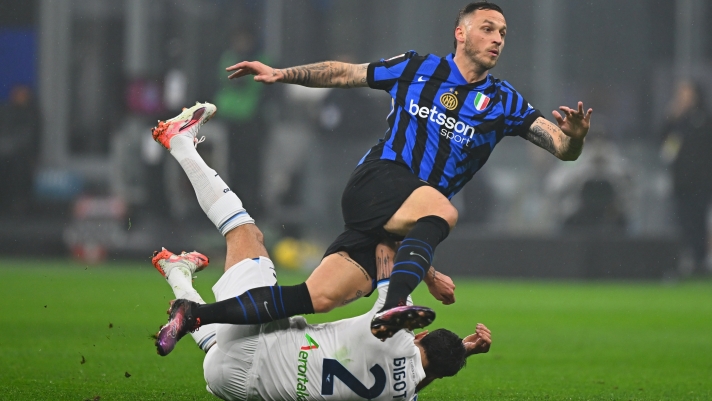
[245,282,425,401]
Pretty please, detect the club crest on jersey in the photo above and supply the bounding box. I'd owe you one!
[440,93,458,110]
[474,92,491,111]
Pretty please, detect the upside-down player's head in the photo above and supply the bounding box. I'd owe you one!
[453,2,507,71]
[416,328,467,378]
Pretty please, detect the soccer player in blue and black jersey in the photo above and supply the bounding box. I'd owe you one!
[218,2,593,340]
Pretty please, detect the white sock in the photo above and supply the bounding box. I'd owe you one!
[166,265,217,352]
[169,135,254,235]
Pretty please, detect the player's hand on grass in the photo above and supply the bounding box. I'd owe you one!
[425,267,456,305]
[553,101,593,141]
[226,61,282,83]
[463,323,491,356]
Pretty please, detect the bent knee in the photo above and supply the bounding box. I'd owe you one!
[224,223,269,267]
[435,205,458,229]
[442,206,460,229]
[239,223,265,244]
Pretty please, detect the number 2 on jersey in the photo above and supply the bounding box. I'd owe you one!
[321,358,386,399]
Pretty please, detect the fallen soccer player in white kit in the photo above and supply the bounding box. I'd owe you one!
[148,102,492,400]
[153,244,491,400]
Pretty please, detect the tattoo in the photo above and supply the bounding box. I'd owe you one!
[278,62,368,88]
[525,123,556,155]
[424,266,437,284]
[526,118,585,160]
[358,64,367,85]
[336,252,370,281]
[560,135,584,159]
[342,290,363,305]
[376,247,391,281]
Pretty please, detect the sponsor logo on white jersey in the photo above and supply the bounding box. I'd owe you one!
[295,333,319,401]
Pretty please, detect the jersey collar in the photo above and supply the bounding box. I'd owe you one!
[413,345,427,386]
[446,53,491,88]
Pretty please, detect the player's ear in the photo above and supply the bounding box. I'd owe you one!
[454,25,466,44]
[414,330,429,341]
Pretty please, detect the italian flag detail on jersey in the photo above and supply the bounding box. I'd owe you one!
[474,92,491,111]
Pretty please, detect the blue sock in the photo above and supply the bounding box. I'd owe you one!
[382,216,450,310]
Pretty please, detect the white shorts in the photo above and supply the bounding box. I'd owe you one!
[203,257,277,401]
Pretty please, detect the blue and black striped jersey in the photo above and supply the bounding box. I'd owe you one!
[361,51,543,199]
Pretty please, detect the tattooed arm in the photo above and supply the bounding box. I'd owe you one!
[278,62,368,88]
[523,117,583,161]
[226,60,368,88]
[523,102,593,161]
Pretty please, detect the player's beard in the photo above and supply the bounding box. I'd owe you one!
[463,37,498,72]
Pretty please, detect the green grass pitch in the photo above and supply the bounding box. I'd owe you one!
[2,259,711,400]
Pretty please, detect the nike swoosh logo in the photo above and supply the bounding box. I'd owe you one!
[264,301,274,320]
[418,76,427,82]
[410,252,429,263]
[179,108,205,132]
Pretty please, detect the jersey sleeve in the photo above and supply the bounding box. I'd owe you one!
[367,50,418,93]
[499,81,544,138]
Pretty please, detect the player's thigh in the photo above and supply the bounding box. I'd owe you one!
[383,185,458,236]
[224,223,269,271]
[305,252,374,313]
[211,257,272,367]
[203,344,254,401]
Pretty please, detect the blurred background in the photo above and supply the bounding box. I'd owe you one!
[1,0,711,280]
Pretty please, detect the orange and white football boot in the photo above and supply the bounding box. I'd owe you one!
[151,102,217,150]
[151,247,209,279]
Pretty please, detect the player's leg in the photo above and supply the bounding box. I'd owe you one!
[305,252,375,312]
[203,257,282,400]
[187,248,374,327]
[157,234,378,349]
[152,103,314,329]
[152,104,384,331]
[151,248,217,355]
[152,102,255,242]
[224,223,268,270]
[336,161,451,338]
[152,101,273,269]
[378,186,456,312]
[383,186,458,236]
[154,250,287,357]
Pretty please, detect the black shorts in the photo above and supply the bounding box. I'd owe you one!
[324,160,430,283]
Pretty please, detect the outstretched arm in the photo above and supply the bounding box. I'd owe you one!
[226,60,369,88]
[523,101,593,161]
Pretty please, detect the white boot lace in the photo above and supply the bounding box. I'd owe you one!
[193,136,206,148]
